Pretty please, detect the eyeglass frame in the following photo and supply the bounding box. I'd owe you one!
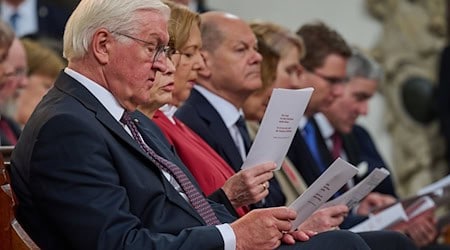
[112,31,175,64]
[309,70,349,85]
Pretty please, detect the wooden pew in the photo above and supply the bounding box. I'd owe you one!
[0,149,40,250]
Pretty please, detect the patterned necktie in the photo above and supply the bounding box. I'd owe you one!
[331,132,343,160]
[235,115,251,153]
[303,120,327,173]
[120,111,220,225]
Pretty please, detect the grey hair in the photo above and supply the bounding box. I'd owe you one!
[346,48,384,81]
[63,0,170,60]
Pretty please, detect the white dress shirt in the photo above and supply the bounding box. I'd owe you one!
[195,85,247,161]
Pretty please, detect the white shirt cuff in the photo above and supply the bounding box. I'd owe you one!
[216,223,236,250]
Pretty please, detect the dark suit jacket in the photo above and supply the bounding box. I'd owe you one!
[438,45,450,170]
[176,88,286,207]
[0,114,21,145]
[287,118,367,228]
[10,72,234,250]
[343,125,397,197]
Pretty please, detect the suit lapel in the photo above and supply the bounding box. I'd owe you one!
[191,90,243,171]
[55,72,206,224]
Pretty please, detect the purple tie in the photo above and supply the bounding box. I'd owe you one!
[120,111,220,225]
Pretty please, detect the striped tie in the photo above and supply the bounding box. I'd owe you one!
[120,111,220,225]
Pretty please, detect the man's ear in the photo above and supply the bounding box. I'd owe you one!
[92,29,112,65]
[198,50,211,78]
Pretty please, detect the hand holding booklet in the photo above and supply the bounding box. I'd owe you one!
[287,158,358,231]
[320,168,390,210]
[241,88,313,170]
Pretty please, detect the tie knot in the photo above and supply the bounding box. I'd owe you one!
[235,115,246,127]
[120,111,133,125]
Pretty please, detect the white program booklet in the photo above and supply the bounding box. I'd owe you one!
[350,195,435,233]
[321,168,390,210]
[417,174,450,196]
[241,88,314,170]
[349,202,408,233]
[288,158,358,230]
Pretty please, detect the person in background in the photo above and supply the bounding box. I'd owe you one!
[15,38,65,126]
[139,0,274,217]
[0,28,22,145]
[243,20,308,204]
[0,37,27,115]
[0,20,14,85]
[437,45,450,173]
[320,48,449,250]
[175,11,287,208]
[0,0,71,53]
[10,0,386,249]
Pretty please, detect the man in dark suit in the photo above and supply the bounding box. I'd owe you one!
[175,11,286,207]
[320,49,447,249]
[0,0,71,40]
[10,1,395,249]
[286,22,373,229]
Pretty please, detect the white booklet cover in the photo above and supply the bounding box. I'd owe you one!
[321,168,390,210]
[241,87,314,170]
[288,158,358,231]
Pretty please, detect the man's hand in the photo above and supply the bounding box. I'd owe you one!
[222,162,276,208]
[298,205,348,232]
[230,207,297,250]
[357,192,396,215]
[399,210,438,247]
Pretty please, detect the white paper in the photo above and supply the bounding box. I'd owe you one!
[417,174,450,195]
[321,168,390,210]
[288,158,358,230]
[241,88,314,170]
[349,195,435,233]
[349,203,408,232]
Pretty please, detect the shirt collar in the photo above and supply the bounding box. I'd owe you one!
[194,85,243,128]
[314,112,335,139]
[64,67,125,123]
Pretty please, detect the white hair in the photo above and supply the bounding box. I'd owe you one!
[63,0,170,60]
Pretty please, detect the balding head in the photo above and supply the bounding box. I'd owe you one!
[200,11,243,52]
[197,11,262,108]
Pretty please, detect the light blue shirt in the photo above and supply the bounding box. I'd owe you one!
[64,68,236,250]
[1,0,38,37]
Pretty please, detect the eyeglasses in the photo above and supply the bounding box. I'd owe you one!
[113,31,175,63]
[312,71,348,85]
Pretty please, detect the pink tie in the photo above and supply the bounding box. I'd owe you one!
[331,132,343,160]
[121,111,220,225]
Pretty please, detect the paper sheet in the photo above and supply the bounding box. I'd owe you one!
[321,168,390,210]
[241,88,313,170]
[288,158,358,230]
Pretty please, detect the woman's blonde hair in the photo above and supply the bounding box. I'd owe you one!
[163,0,201,52]
[250,21,305,90]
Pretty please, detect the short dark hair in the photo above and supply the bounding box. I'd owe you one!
[296,22,351,71]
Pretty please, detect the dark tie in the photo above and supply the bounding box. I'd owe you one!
[303,120,326,173]
[331,132,343,160]
[120,111,220,225]
[235,115,251,153]
[9,12,19,32]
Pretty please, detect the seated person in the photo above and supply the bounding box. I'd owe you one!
[10,1,417,249]
[15,38,65,126]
